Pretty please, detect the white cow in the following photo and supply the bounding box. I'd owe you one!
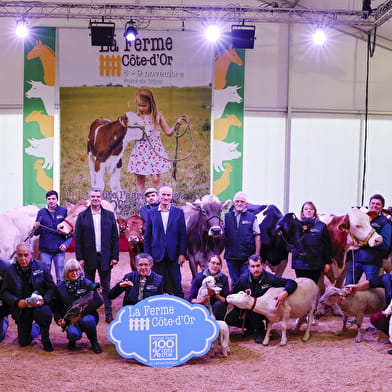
[25,137,54,169]
[57,199,117,235]
[213,85,243,119]
[213,140,241,172]
[319,285,386,343]
[227,278,319,346]
[25,80,55,116]
[0,205,39,261]
[211,320,231,358]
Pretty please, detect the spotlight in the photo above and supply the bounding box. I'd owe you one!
[16,19,28,38]
[231,24,256,49]
[89,19,115,46]
[205,24,221,43]
[312,28,327,46]
[124,20,138,43]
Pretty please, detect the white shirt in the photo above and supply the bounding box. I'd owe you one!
[158,204,170,233]
[92,208,102,253]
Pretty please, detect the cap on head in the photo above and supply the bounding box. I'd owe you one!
[145,187,158,196]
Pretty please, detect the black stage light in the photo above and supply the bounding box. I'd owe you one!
[124,20,138,42]
[231,24,256,49]
[90,20,115,46]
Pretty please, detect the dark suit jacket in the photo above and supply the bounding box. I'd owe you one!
[144,205,187,263]
[74,206,119,271]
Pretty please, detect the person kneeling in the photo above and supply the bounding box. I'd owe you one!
[54,259,103,354]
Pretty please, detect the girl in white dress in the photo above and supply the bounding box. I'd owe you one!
[127,87,181,192]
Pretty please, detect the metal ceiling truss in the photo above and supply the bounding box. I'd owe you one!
[1,1,392,29]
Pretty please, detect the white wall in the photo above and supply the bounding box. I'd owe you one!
[0,17,391,214]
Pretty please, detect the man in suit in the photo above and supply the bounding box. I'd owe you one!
[74,187,119,323]
[144,186,187,298]
[139,187,160,223]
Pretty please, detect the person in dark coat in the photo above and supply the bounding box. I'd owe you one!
[189,254,230,320]
[0,242,55,351]
[34,190,73,283]
[291,201,332,284]
[225,254,297,344]
[139,187,160,223]
[74,187,119,323]
[144,186,187,298]
[54,259,103,353]
[0,258,10,341]
[109,253,163,306]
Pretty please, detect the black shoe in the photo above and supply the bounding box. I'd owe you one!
[68,341,77,350]
[91,340,102,354]
[387,349,392,355]
[43,339,54,352]
[105,316,114,324]
[254,328,266,344]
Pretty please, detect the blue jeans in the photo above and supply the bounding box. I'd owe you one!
[345,261,381,285]
[66,314,97,342]
[226,259,249,286]
[40,252,65,283]
[0,317,9,341]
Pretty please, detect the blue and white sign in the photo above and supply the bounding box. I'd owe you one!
[108,295,219,367]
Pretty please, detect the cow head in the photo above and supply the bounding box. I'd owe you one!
[226,291,253,309]
[57,200,89,234]
[191,194,224,236]
[276,212,304,252]
[344,208,383,248]
[125,215,145,245]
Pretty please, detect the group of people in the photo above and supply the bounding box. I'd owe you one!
[0,186,391,353]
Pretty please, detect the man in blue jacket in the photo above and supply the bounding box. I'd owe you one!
[109,253,164,306]
[345,194,391,284]
[144,186,187,298]
[74,187,119,323]
[139,187,160,223]
[0,243,55,351]
[34,190,72,283]
[224,191,261,285]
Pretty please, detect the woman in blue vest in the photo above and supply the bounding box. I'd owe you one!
[291,201,332,284]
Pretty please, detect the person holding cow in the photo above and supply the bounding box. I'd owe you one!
[127,87,182,193]
[0,243,56,351]
[225,254,297,344]
[290,201,332,284]
[139,187,160,223]
[144,186,187,298]
[189,254,230,320]
[223,191,261,285]
[74,187,119,324]
[345,194,391,285]
[34,190,72,283]
[54,259,103,353]
[109,253,164,306]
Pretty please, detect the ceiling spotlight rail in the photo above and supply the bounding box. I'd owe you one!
[1,1,391,27]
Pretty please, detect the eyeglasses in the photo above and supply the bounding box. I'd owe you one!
[17,253,30,257]
[68,269,80,273]
[208,262,221,266]
[233,200,246,204]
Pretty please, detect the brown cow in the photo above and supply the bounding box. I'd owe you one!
[88,112,144,192]
[125,215,145,270]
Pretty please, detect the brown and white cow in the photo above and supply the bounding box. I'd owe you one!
[88,112,144,193]
[125,214,145,270]
[320,207,382,288]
